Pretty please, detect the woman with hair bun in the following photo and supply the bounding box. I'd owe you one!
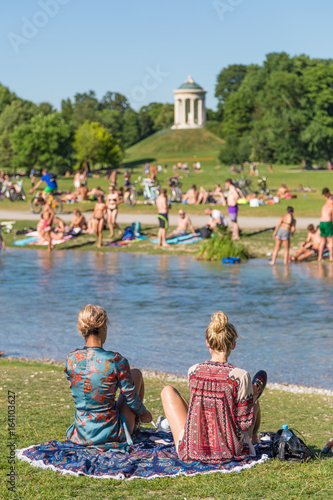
[161,312,266,463]
[65,304,152,453]
[270,206,296,265]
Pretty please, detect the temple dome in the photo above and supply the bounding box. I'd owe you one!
[177,75,204,91]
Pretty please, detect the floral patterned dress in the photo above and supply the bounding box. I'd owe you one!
[64,347,147,453]
[177,361,254,463]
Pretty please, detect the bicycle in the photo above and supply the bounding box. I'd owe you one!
[168,176,183,203]
[142,178,160,205]
[125,181,139,207]
[30,191,63,214]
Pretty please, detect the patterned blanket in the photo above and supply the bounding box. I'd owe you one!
[17,430,270,480]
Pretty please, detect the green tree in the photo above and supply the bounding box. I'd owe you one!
[73,121,122,167]
[0,83,17,114]
[10,113,72,173]
[0,99,38,169]
[215,64,248,118]
[71,91,99,128]
[122,110,141,148]
[99,92,129,113]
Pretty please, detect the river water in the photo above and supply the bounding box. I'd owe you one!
[0,249,332,389]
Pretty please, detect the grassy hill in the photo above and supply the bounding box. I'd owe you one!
[124,128,225,165]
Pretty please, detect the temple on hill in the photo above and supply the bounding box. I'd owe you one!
[172,75,207,129]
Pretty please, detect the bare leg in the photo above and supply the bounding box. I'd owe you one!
[97,219,104,248]
[282,239,290,265]
[158,227,163,246]
[270,238,282,265]
[161,385,189,446]
[247,400,261,444]
[329,236,333,262]
[111,209,122,235]
[117,368,145,434]
[232,221,240,240]
[161,228,169,247]
[318,237,326,262]
[107,212,114,238]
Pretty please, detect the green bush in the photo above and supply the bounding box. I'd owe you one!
[196,229,250,261]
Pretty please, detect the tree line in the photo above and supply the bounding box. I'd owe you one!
[0,87,174,173]
[208,52,333,166]
[1,51,332,173]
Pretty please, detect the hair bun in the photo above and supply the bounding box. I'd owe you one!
[211,311,228,330]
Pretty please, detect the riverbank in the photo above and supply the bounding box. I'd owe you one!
[1,359,332,500]
[1,219,313,260]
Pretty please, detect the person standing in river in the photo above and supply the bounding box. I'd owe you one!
[318,195,333,262]
[225,179,243,240]
[156,188,170,247]
[270,206,296,265]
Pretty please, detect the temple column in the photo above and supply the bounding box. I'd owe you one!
[183,98,187,125]
[198,99,203,126]
[190,98,195,126]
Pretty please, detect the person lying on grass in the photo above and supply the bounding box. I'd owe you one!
[161,312,266,463]
[65,304,152,453]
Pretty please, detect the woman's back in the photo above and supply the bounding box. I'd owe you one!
[178,361,254,463]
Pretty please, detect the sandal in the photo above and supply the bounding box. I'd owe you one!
[252,370,267,399]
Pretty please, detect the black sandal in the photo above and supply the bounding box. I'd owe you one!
[252,370,267,399]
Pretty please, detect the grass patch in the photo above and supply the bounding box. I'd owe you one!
[197,230,250,262]
[2,219,314,262]
[0,359,332,499]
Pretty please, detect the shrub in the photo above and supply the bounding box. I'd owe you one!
[196,229,250,262]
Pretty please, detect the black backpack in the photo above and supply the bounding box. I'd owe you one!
[269,428,315,462]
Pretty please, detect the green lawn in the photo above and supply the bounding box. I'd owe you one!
[0,360,332,499]
[2,219,313,261]
[1,161,332,218]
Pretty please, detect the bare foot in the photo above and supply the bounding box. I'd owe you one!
[118,230,122,236]
[269,261,275,266]
[162,243,170,248]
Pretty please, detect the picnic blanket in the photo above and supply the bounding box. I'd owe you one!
[17,429,270,480]
[13,231,76,247]
[150,233,203,245]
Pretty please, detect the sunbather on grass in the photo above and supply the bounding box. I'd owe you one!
[161,312,266,463]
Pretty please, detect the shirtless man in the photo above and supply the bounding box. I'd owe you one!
[167,210,196,238]
[182,185,198,205]
[37,198,55,251]
[225,179,243,240]
[212,184,226,205]
[51,217,66,241]
[69,209,87,232]
[318,195,333,262]
[156,188,170,247]
[291,225,322,262]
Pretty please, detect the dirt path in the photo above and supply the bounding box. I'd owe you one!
[0,209,318,229]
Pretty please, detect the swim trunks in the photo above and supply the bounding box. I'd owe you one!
[276,227,290,240]
[158,213,168,229]
[319,221,333,238]
[44,186,56,194]
[228,205,238,222]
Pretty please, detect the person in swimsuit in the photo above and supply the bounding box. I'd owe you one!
[270,206,296,265]
[290,225,322,262]
[69,209,87,232]
[51,216,65,241]
[167,210,196,238]
[160,312,266,463]
[91,195,106,248]
[106,185,122,238]
[36,197,55,251]
[318,195,333,262]
[156,188,170,247]
[225,179,243,240]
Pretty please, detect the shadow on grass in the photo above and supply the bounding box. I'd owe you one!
[123,158,156,168]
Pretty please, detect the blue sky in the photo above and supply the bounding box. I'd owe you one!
[1,0,332,111]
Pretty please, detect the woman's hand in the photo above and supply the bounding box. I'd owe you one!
[139,410,152,423]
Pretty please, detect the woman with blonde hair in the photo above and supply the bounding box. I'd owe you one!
[161,312,266,463]
[65,305,152,453]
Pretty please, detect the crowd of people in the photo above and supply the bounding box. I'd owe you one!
[65,304,267,463]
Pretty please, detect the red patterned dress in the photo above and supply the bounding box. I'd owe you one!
[177,361,254,463]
